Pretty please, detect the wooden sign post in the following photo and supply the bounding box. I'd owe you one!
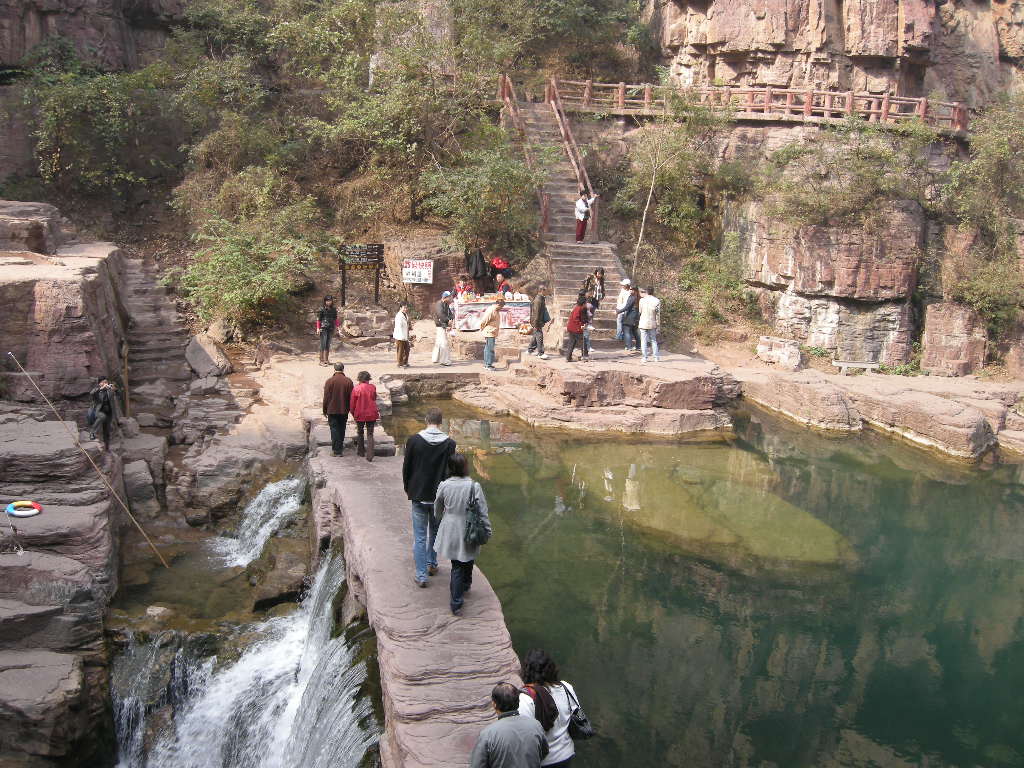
[338,244,385,306]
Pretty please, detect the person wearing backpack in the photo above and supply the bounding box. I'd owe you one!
[518,649,584,767]
[433,453,491,616]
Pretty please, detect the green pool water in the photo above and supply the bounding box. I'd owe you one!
[387,401,1024,768]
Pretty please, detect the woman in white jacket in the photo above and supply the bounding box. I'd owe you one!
[518,649,582,767]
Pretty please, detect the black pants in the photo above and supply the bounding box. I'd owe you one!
[91,409,112,448]
[565,331,586,361]
[451,559,474,612]
[356,420,376,459]
[327,413,347,454]
[547,759,573,768]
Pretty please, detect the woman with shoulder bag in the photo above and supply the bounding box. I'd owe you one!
[433,453,492,616]
[518,649,592,767]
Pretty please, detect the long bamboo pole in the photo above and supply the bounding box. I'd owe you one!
[6,351,170,568]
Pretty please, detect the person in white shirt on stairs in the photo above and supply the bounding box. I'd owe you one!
[638,285,661,362]
[574,190,599,243]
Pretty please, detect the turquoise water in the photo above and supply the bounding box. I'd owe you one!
[388,402,1024,768]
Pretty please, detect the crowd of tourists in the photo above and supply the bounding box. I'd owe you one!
[371,263,662,370]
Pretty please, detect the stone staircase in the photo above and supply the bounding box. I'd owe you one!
[122,257,192,428]
[516,102,628,349]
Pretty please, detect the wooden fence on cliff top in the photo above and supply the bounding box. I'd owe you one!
[521,77,969,134]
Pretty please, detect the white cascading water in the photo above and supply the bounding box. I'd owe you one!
[145,554,378,768]
[212,476,305,566]
[113,634,213,768]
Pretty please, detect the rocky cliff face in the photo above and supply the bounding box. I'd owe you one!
[0,202,131,402]
[734,200,923,365]
[645,0,1024,107]
[1,0,185,70]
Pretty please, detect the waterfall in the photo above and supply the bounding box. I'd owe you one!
[112,634,213,768]
[212,476,305,567]
[144,554,378,768]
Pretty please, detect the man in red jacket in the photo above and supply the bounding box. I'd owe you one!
[322,363,354,456]
[564,296,588,363]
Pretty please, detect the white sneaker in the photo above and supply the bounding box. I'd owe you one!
[653,356,661,362]
[640,358,648,363]
[539,354,549,360]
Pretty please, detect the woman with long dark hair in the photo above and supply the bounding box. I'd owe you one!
[580,267,605,309]
[315,295,339,366]
[433,453,492,616]
[518,649,582,767]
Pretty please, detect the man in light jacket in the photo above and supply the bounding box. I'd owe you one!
[393,303,410,368]
[614,278,631,341]
[638,285,661,362]
[470,683,548,768]
[574,190,599,243]
[480,297,504,370]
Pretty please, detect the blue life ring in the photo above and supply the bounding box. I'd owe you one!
[5,500,42,518]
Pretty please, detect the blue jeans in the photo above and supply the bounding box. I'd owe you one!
[640,328,659,359]
[411,502,438,582]
[483,336,496,367]
[615,313,623,340]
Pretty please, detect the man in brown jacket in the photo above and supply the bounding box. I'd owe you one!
[322,362,354,456]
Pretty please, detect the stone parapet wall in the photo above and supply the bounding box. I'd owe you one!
[384,236,464,319]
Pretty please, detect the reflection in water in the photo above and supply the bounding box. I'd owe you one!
[388,403,1024,768]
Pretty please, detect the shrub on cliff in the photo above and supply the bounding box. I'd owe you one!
[941,95,1024,334]
[22,47,178,197]
[422,134,552,258]
[762,119,937,227]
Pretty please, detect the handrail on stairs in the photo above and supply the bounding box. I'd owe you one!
[499,74,549,236]
[547,76,598,242]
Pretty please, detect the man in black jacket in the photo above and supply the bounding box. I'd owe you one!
[402,407,456,587]
[432,291,454,367]
[88,377,119,450]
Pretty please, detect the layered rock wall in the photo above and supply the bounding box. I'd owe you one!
[0,202,130,401]
[645,0,1024,107]
[734,200,923,364]
[1,0,185,71]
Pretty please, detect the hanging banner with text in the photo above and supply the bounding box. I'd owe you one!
[401,259,434,284]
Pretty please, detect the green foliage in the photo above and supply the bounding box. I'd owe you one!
[945,257,1024,336]
[643,231,745,338]
[421,135,549,257]
[878,343,923,376]
[23,48,176,196]
[614,89,733,255]
[762,119,937,226]
[180,218,320,323]
[941,96,1024,335]
[802,345,831,359]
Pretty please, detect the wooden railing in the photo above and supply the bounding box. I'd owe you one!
[550,78,970,133]
[498,74,549,235]
[546,77,598,241]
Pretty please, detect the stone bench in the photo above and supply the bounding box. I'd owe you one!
[832,360,881,375]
